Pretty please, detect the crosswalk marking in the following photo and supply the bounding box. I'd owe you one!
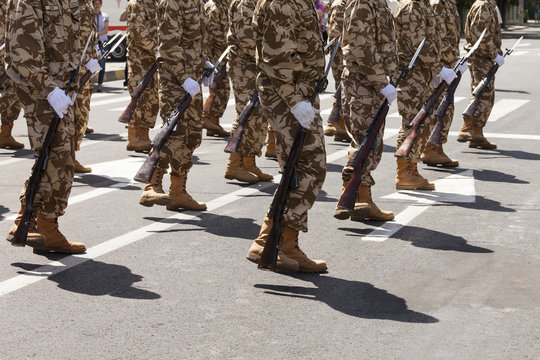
[488,99,530,122]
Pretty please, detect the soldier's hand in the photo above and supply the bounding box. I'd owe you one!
[439,66,457,85]
[380,84,397,104]
[457,62,468,74]
[493,54,504,67]
[85,59,102,75]
[203,60,215,87]
[182,77,200,97]
[291,100,320,129]
[47,87,73,118]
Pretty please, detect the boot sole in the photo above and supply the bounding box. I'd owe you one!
[396,184,435,190]
[224,174,259,184]
[246,254,298,274]
[33,248,86,255]
[166,205,207,211]
[139,198,171,207]
[298,267,328,274]
[469,144,497,150]
[333,206,352,220]
[423,161,459,168]
[350,206,371,222]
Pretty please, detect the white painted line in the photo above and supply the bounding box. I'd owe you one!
[362,204,431,242]
[511,51,529,56]
[488,99,530,122]
[90,96,130,108]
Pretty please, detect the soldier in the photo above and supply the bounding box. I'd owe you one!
[202,0,230,137]
[333,0,398,223]
[73,0,102,173]
[138,0,210,211]
[457,0,502,149]
[420,0,461,167]
[246,0,327,273]
[322,0,350,143]
[0,2,24,150]
[125,0,160,153]
[393,0,456,190]
[224,0,273,184]
[5,0,88,253]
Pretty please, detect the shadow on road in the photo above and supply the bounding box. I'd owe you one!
[255,274,438,323]
[0,148,34,159]
[473,169,529,184]
[12,258,160,300]
[0,205,9,221]
[72,174,140,190]
[83,133,125,142]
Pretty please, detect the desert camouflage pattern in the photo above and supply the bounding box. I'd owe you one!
[126,0,160,129]
[204,0,230,118]
[463,0,502,127]
[6,0,81,218]
[394,0,441,160]
[341,0,398,186]
[156,0,206,176]
[254,0,326,232]
[327,0,345,84]
[227,0,267,156]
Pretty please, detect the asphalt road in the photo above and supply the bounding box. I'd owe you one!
[1,33,539,359]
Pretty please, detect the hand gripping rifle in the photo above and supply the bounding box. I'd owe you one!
[395,29,487,158]
[428,29,487,146]
[10,31,94,247]
[118,60,158,124]
[335,39,425,218]
[258,36,342,272]
[133,46,232,184]
[462,35,522,118]
[202,63,228,116]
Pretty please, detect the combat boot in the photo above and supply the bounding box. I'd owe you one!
[396,158,435,190]
[85,126,94,134]
[333,118,351,142]
[126,126,151,152]
[74,159,92,173]
[246,217,299,273]
[5,205,45,248]
[324,122,338,136]
[457,118,481,143]
[334,180,370,220]
[166,174,207,211]
[224,153,259,183]
[139,167,170,207]
[0,124,24,149]
[33,213,86,254]
[204,114,230,137]
[137,127,152,148]
[421,144,459,167]
[202,112,223,132]
[281,227,327,273]
[243,155,274,181]
[468,126,497,149]
[350,185,394,222]
[265,130,277,159]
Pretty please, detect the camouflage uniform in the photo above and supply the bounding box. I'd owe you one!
[327,0,345,85]
[126,0,159,130]
[340,0,398,187]
[5,0,81,218]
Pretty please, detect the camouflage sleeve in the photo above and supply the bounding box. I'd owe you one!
[6,0,57,97]
[126,0,156,54]
[327,0,343,41]
[256,1,305,109]
[157,0,186,78]
[469,3,499,60]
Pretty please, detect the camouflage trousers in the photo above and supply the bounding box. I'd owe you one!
[0,81,22,126]
[16,89,76,218]
[341,72,385,186]
[396,67,435,160]
[464,57,495,127]
[257,79,327,232]
[74,79,92,150]
[431,93,455,145]
[205,63,230,119]
[157,67,203,176]
[127,51,160,129]
[228,59,267,157]
[331,49,343,89]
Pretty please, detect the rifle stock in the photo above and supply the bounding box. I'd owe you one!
[462,64,498,118]
[224,90,259,153]
[118,62,159,124]
[327,83,342,125]
[428,72,461,146]
[202,64,227,114]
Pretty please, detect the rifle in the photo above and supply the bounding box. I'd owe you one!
[118,61,159,123]
[427,71,461,146]
[258,36,342,272]
[223,89,259,153]
[395,29,487,158]
[327,82,342,125]
[10,31,94,247]
[202,63,228,115]
[462,35,522,118]
[133,46,232,184]
[334,39,425,218]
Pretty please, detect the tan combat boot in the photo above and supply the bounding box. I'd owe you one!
[243,155,274,181]
[85,126,94,134]
[137,127,152,148]
[6,205,45,248]
[457,118,481,143]
[139,167,170,207]
[126,126,151,152]
[265,130,277,159]
[324,122,338,136]
[202,112,223,132]
[396,157,435,190]
[468,126,497,149]
[74,159,92,173]
[350,185,394,222]
[33,213,86,254]
[0,124,24,149]
[281,227,327,273]
[334,180,370,221]
[333,118,351,142]
[166,173,207,211]
[204,114,230,137]
[246,217,299,273]
[421,144,459,167]
[224,153,259,183]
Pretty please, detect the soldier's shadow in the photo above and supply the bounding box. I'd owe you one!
[12,258,160,299]
[72,174,141,190]
[255,274,438,323]
[473,169,529,184]
[0,148,34,159]
[83,133,125,142]
[463,148,540,161]
[0,205,9,221]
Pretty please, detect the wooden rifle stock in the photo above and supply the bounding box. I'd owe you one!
[427,72,462,146]
[118,62,159,124]
[327,82,342,125]
[133,94,192,183]
[462,64,498,118]
[202,64,227,114]
[224,90,259,153]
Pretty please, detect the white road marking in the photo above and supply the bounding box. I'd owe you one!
[511,51,529,56]
[90,96,130,107]
[488,99,530,122]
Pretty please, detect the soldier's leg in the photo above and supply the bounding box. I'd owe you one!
[73,80,93,173]
[204,74,230,137]
[421,97,459,167]
[0,85,24,149]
